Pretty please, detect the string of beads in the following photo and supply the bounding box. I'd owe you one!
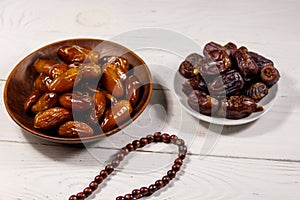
[69,132,187,200]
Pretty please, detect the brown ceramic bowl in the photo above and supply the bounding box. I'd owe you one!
[4,38,152,144]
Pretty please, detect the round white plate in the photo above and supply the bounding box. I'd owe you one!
[173,71,278,125]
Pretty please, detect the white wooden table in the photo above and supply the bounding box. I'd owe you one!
[1,0,299,199]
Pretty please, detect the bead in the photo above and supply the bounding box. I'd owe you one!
[153,132,162,142]
[148,184,157,195]
[94,175,103,184]
[69,195,77,200]
[76,192,86,200]
[124,194,133,200]
[89,181,98,191]
[146,135,154,143]
[100,170,108,179]
[140,186,149,196]
[68,133,187,200]
[172,163,181,172]
[167,170,176,179]
[105,164,114,174]
[121,147,130,155]
[116,152,125,161]
[139,137,148,147]
[155,179,164,189]
[161,133,170,143]
[174,158,183,166]
[179,145,187,154]
[132,189,142,198]
[126,143,135,152]
[111,159,120,168]
[83,187,92,197]
[170,135,178,143]
[162,175,170,185]
[132,140,141,149]
[178,152,186,160]
[174,138,185,146]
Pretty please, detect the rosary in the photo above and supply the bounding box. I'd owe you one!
[69,132,187,200]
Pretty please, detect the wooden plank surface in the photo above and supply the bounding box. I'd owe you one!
[1,0,300,199]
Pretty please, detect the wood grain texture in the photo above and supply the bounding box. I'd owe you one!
[1,0,300,199]
[0,142,299,200]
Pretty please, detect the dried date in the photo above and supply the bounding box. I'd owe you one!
[208,70,244,96]
[244,82,268,101]
[59,91,93,111]
[57,45,100,64]
[248,51,274,70]
[100,100,133,132]
[58,121,93,138]
[178,53,203,78]
[48,68,79,92]
[234,46,259,81]
[34,107,72,129]
[31,92,59,114]
[101,63,125,98]
[34,73,52,92]
[24,90,43,113]
[187,90,219,116]
[218,96,257,119]
[33,59,56,74]
[125,75,141,107]
[260,65,280,87]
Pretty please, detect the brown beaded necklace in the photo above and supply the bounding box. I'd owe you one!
[69,132,187,200]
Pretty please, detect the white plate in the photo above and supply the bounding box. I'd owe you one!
[173,71,278,125]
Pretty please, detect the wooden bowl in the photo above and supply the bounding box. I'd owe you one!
[4,38,152,144]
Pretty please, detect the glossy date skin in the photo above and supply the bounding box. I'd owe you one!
[178,41,280,119]
[234,46,259,82]
[208,70,244,96]
[199,41,232,74]
[59,91,93,111]
[34,107,72,129]
[218,95,257,119]
[248,51,274,70]
[58,121,94,138]
[187,90,219,116]
[260,65,280,87]
[57,45,100,64]
[178,53,203,78]
[245,82,268,101]
[31,92,59,114]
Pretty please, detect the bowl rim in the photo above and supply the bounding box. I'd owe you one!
[3,38,153,144]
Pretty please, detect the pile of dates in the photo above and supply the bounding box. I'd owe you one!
[179,41,280,119]
[24,45,142,138]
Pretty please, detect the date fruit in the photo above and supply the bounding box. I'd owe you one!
[49,63,68,79]
[245,82,268,101]
[125,75,141,107]
[59,91,93,111]
[24,90,43,113]
[187,90,219,116]
[208,70,244,96]
[260,65,280,87]
[33,59,56,74]
[101,63,125,98]
[31,92,59,114]
[234,46,259,81]
[58,121,93,138]
[34,73,52,92]
[57,45,100,64]
[218,96,257,119]
[248,51,274,70]
[178,53,203,78]
[34,107,72,129]
[100,100,133,132]
[48,68,79,92]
